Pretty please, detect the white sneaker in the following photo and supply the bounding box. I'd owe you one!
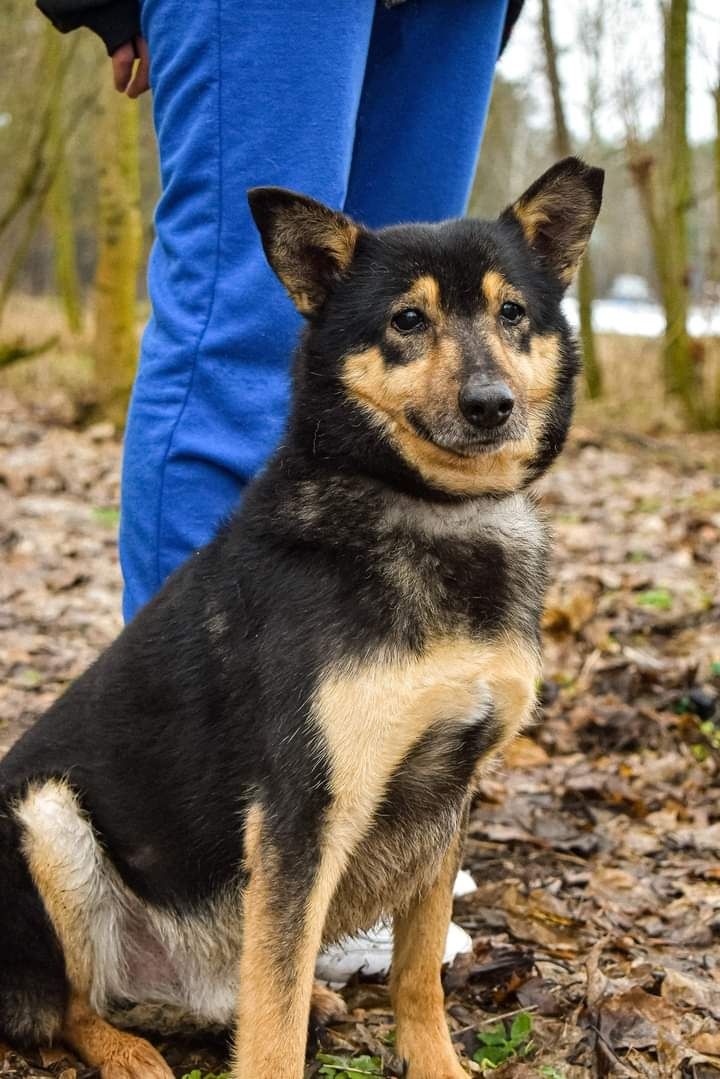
[453,868,478,898]
[315,871,475,987]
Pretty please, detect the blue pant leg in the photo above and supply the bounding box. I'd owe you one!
[120,0,376,620]
[344,0,508,226]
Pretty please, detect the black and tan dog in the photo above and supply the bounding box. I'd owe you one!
[0,157,602,1078]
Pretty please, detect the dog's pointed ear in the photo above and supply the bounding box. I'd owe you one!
[501,157,604,288]
[248,188,360,317]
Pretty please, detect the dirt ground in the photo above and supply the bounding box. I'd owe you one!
[1,385,720,1078]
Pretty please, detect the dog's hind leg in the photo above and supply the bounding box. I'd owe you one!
[309,981,346,1025]
[390,829,468,1079]
[232,804,346,1079]
[0,798,68,1048]
[14,780,173,1078]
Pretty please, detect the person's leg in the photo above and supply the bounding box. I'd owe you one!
[344,0,509,227]
[120,0,375,620]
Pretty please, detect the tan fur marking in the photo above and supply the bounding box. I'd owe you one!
[484,327,561,399]
[390,834,467,1078]
[315,633,540,857]
[513,193,553,247]
[477,281,562,479]
[393,274,443,325]
[18,780,245,1023]
[270,206,359,314]
[236,807,291,1075]
[525,331,562,402]
[481,269,524,314]
[485,330,561,469]
[63,994,173,1078]
[510,181,597,285]
[235,808,349,1078]
[237,801,326,1073]
[321,219,358,271]
[310,983,347,1024]
[17,780,98,995]
[343,343,534,495]
[242,801,264,872]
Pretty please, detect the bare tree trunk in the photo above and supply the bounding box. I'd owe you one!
[540,0,602,398]
[713,64,720,286]
[0,33,88,328]
[0,29,78,242]
[540,0,571,152]
[0,193,49,316]
[92,77,142,426]
[625,143,667,292]
[661,0,693,417]
[0,107,55,241]
[46,28,82,334]
[713,67,720,427]
[0,32,67,324]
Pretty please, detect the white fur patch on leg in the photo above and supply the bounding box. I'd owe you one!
[16,779,127,1012]
[15,778,242,1023]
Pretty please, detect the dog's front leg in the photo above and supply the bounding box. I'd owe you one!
[390,829,468,1079]
[233,805,343,1079]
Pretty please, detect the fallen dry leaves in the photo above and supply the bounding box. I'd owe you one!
[1,390,719,1077]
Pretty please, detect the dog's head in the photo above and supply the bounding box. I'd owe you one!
[248,157,603,497]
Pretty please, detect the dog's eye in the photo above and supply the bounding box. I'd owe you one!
[391,308,427,334]
[500,301,525,325]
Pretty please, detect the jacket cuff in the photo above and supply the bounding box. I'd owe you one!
[83,1,140,54]
[500,0,525,55]
[39,0,141,54]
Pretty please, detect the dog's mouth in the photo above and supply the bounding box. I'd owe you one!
[404,409,520,458]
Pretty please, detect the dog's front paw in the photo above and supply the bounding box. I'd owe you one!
[400,1046,468,1079]
[99,1033,174,1079]
[406,1063,468,1079]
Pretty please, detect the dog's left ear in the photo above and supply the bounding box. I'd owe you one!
[502,157,604,288]
[248,188,360,317]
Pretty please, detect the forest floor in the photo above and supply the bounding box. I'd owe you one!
[1,385,720,1078]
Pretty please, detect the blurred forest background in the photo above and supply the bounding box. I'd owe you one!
[0,0,719,429]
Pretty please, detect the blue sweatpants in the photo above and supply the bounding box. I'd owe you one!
[120,0,509,621]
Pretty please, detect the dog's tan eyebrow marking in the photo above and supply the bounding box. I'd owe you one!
[393,274,443,322]
[482,269,524,313]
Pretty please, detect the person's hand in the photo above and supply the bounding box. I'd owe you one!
[111,35,150,98]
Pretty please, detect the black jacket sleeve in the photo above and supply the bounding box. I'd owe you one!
[500,0,525,55]
[37,0,524,65]
[35,0,140,55]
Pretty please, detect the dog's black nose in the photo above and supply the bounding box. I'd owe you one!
[459,378,515,430]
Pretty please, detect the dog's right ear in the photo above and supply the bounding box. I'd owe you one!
[248,188,360,317]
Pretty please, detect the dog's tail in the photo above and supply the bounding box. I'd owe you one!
[0,791,68,1047]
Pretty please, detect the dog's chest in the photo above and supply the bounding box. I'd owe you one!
[376,492,548,640]
[313,494,545,938]
[314,631,540,936]
[318,640,525,941]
